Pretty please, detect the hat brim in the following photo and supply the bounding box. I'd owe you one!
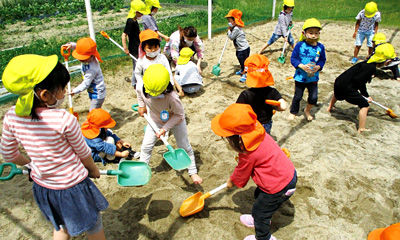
[211,113,236,137]
[235,19,244,28]
[241,120,265,151]
[177,56,191,65]
[367,228,385,240]
[72,50,92,61]
[246,71,274,88]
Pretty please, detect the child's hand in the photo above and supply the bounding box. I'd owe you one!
[353,32,357,39]
[68,91,75,96]
[367,97,373,103]
[121,150,129,158]
[122,142,131,148]
[138,107,147,117]
[124,48,130,55]
[62,43,72,50]
[197,65,202,75]
[226,178,234,188]
[88,167,100,178]
[156,128,167,139]
[178,90,185,97]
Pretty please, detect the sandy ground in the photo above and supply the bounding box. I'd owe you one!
[1,20,400,240]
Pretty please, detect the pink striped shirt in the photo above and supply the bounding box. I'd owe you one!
[0,107,91,190]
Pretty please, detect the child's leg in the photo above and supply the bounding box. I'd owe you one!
[289,82,306,117]
[171,119,202,184]
[326,94,338,112]
[288,32,295,49]
[86,212,106,240]
[236,49,247,72]
[358,107,370,133]
[131,58,137,87]
[366,33,374,58]
[389,65,400,80]
[139,124,159,164]
[53,228,70,240]
[258,33,279,54]
[353,32,365,59]
[89,98,105,111]
[305,82,318,121]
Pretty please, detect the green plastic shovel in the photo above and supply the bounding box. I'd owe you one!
[278,26,292,64]
[143,113,191,170]
[212,36,229,76]
[0,161,151,187]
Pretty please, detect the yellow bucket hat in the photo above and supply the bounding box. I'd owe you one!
[146,0,162,9]
[299,18,322,41]
[372,32,386,44]
[177,47,194,65]
[367,43,396,64]
[365,1,378,18]
[143,64,170,96]
[2,54,58,116]
[127,0,148,18]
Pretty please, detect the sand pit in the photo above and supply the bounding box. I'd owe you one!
[1,20,400,239]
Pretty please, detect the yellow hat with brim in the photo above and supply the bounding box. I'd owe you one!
[367,43,396,64]
[282,0,295,10]
[2,54,58,116]
[177,47,194,65]
[365,1,378,18]
[372,32,386,44]
[146,0,162,9]
[143,64,170,96]
[127,0,148,18]
[299,18,322,41]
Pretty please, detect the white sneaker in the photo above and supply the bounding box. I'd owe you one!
[133,152,140,159]
[243,234,277,240]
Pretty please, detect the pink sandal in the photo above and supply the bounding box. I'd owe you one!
[240,214,255,228]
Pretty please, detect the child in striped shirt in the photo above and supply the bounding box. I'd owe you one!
[0,54,108,240]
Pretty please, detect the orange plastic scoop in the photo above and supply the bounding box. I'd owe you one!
[180,183,227,217]
[265,99,281,106]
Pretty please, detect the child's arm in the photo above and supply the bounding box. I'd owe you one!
[374,22,379,34]
[173,77,185,97]
[353,20,361,39]
[80,155,100,178]
[71,67,97,95]
[276,99,287,111]
[157,31,170,42]
[121,32,130,55]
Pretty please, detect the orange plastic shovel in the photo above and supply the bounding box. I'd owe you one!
[180,183,227,217]
[61,46,79,120]
[265,99,281,106]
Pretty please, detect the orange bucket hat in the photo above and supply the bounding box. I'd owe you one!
[368,223,400,240]
[139,29,160,43]
[211,103,265,151]
[81,108,116,139]
[245,54,274,88]
[72,37,103,63]
[225,9,245,28]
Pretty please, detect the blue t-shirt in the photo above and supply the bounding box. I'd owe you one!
[291,41,326,83]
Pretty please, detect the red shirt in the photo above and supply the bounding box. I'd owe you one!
[230,134,295,194]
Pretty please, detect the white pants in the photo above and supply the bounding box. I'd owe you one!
[98,136,116,160]
[139,119,197,175]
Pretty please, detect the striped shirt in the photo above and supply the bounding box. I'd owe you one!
[0,107,91,190]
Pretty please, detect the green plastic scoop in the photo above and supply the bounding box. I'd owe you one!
[278,26,293,64]
[143,113,191,170]
[0,161,151,187]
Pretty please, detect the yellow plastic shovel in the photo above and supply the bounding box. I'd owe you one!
[180,183,227,217]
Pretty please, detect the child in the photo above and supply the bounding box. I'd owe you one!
[142,0,170,42]
[288,18,326,121]
[81,108,140,165]
[211,103,297,240]
[174,47,203,94]
[369,32,400,81]
[164,26,204,74]
[137,64,203,184]
[135,29,184,96]
[236,54,287,134]
[258,0,295,54]
[351,1,381,64]
[327,43,396,133]
[225,9,250,82]
[62,38,106,111]
[122,0,147,87]
[0,54,108,239]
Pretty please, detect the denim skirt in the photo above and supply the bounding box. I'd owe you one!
[32,177,109,236]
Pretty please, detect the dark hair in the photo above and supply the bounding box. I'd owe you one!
[99,128,107,141]
[143,82,174,98]
[31,61,70,120]
[283,5,294,10]
[151,6,157,12]
[141,38,160,52]
[178,26,197,51]
[226,135,246,153]
[226,17,234,21]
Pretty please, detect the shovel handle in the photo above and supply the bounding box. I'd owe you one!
[218,37,229,64]
[60,46,71,61]
[209,183,228,195]
[100,30,137,61]
[0,162,29,181]
[100,170,124,176]
[362,96,388,110]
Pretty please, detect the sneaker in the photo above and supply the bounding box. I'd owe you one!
[240,214,254,228]
[240,74,247,83]
[244,235,277,240]
[133,152,140,159]
[351,57,358,64]
[236,70,243,75]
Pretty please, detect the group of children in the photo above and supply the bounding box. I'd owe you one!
[0,0,398,240]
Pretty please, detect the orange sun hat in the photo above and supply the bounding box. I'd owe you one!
[244,54,274,88]
[225,9,245,28]
[211,103,265,151]
[139,29,160,43]
[72,37,103,63]
[81,108,116,139]
[368,223,400,240]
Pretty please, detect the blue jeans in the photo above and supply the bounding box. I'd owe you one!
[267,32,294,46]
[355,31,374,47]
[252,171,297,240]
[290,81,318,114]
[236,47,250,72]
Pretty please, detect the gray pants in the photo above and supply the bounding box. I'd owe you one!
[131,58,136,87]
[90,98,105,111]
[139,119,197,175]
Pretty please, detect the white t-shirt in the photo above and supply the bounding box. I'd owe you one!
[356,9,381,33]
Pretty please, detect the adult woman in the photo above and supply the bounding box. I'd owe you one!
[164,26,204,74]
